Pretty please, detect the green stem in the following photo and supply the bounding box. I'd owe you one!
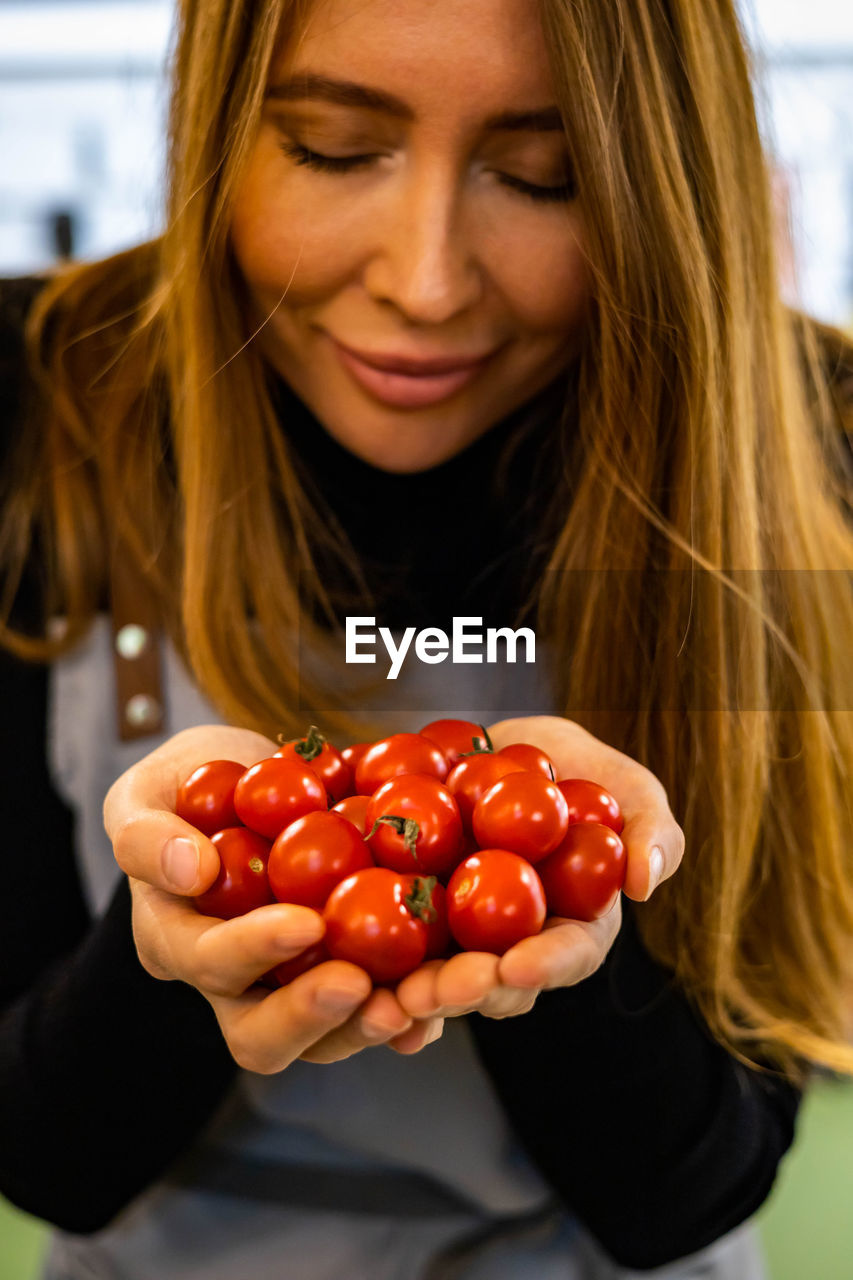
[365,814,422,862]
[405,875,437,923]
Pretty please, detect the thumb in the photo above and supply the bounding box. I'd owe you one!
[110,807,221,895]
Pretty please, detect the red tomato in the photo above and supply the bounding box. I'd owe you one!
[331,793,371,837]
[193,827,274,919]
[176,759,245,837]
[268,810,374,910]
[323,867,430,984]
[403,876,451,959]
[537,823,626,921]
[341,742,372,775]
[365,774,464,879]
[274,725,352,803]
[472,773,569,863]
[556,778,624,834]
[355,733,450,795]
[498,742,556,779]
[419,719,490,769]
[446,850,546,955]
[234,757,327,840]
[263,942,330,989]
[444,753,524,832]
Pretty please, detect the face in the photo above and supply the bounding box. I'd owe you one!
[229,0,591,473]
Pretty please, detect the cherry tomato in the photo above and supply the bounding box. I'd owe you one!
[498,742,556,779]
[331,793,371,836]
[537,823,626,921]
[402,876,451,959]
[445,753,524,832]
[193,827,274,919]
[355,733,450,795]
[274,725,352,803]
[472,773,569,863]
[446,850,547,955]
[341,742,372,775]
[234,757,327,840]
[556,778,624,834]
[365,774,464,879]
[263,942,330,989]
[419,719,491,769]
[268,810,374,910]
[176,759,245,837]
[323,867,431,984]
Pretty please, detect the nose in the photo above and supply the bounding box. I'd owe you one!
[362,163,484,325]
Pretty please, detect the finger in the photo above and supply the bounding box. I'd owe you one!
[388,1017,445,1055]
[404,951,500,1017]
[396,954,537,1021]
[299,987,414,1064]
[497,904,622,990]
[620,801,685,902]
[209,961,373,1074]
[394,960,446,1019]
[131,880,325,994]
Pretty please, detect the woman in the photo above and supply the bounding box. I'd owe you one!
[1,0,852,1276]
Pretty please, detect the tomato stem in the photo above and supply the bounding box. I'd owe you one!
[366,814,422,861]
[459,724,495,758]
[292,724,327,762]
[404,875,437,923]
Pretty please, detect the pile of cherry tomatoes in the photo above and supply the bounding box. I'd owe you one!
[176,720,627,986]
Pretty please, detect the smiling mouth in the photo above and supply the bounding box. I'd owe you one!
[328,336,497,409]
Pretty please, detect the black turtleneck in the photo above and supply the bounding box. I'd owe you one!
[268,366,576,634]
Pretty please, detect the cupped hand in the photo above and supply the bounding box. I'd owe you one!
[396,713,684,1023]
[104,725,442,1072]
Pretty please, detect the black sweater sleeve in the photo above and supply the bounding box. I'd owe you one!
[0,633,240,1235]
[469,903,802,1270]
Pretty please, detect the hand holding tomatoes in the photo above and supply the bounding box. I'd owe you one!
[107,710,684,1057]
[105,725,443,1071]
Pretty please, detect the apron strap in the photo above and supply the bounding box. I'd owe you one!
[109,540,166,742]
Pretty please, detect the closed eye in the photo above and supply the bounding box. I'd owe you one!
[279,142,576,204]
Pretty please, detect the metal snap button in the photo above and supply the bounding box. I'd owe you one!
[115,623,149,660]
[124,694,162,729]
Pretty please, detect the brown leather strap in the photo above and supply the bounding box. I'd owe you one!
[109,543,166,742]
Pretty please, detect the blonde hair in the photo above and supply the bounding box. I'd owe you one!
[2,0,852,1085]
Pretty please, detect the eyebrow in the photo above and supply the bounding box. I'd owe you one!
[265,73,564,132]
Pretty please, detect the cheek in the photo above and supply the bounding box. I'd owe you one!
[229,144,361,305]
[491,217,591,334]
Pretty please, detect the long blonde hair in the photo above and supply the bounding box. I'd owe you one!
[2,0,852,1085]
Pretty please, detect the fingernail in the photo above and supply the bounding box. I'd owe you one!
[162,836,200,890]
[646,846,664,899]
[426,1018,445,1046]
[314,986,366,1014]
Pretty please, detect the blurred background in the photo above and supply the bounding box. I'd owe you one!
[1,1,852,1278]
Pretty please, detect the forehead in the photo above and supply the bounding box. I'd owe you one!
[273,0,556,117]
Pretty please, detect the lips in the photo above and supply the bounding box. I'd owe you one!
[328,336,495,409]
